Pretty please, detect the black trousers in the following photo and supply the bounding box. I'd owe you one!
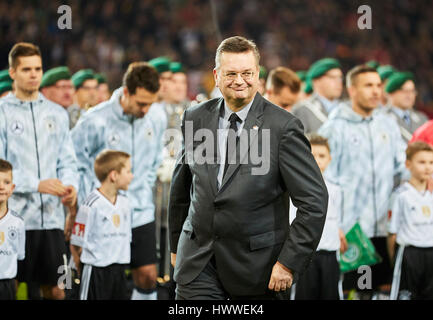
[0,279,16,300]
[292,250,342,300]
[176,255,289,300]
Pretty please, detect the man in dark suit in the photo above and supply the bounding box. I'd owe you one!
[168,36,328,300]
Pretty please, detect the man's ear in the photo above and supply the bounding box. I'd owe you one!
[213,68,219,88]
[11,184,15,194]
[9,67,16,81]
[123,86,129,97]
[405,159,411,170]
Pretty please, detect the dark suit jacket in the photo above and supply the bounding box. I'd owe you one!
[168,93,328,297]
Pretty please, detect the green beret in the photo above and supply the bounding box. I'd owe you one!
[377,65,396,81]
[365,60,380,70]
[308,58,341,80]
[259,66,267,79]
[94,73,107,84]
[0,69,12,82]
[71,69,95,88]
[0,81,12,95]
[148,57,171,74]
[385,71,415,93]
[304,78,313,94]
[296,70,307,82]
[169,62,184,73]
[40,66,71,88]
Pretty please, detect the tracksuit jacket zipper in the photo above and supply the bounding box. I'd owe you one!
[30,102,44,228]
[366,121,378,236]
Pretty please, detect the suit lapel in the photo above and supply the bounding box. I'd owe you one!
[204,98,223,197]
[219,93,264,192]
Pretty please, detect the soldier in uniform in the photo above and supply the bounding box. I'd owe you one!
[94,72,111,104]
[377,65,396,108]
[154,61,191,294]
[39,66,76,128]
[291,58,343,134]
[69,69,98,128]
[295,70,312,103]
[384,72,428,143]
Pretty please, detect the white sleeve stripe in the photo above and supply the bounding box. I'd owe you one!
[79,264,92,300]
[390,245,405,300]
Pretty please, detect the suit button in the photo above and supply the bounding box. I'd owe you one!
[214,235,220,240]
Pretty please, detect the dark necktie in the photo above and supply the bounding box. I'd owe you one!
[403,113,411,127]
[223,113,242,178]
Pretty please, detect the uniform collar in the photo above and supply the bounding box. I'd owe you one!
[110,87,134,122]
[315,93,339,114]
[391,106,410,120]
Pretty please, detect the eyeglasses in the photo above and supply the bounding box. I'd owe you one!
[223,71,255,81]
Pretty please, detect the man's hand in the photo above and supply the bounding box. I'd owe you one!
[171,253,176,268]
[339,229,348,253]
[61,185,77,208]
[38,179,68,197]
[268,261,293,292]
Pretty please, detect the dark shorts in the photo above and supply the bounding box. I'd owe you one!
[79,264,128,300]
[0,279,16,300]
[343,236,392,291]
[130,222,157,268]
[392,246,433,300]
[293,250,343,300]
[17,229,67,286]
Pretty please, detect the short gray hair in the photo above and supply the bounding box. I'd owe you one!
[215,36,260,70]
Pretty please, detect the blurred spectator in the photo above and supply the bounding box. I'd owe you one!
[94,72,111,104]
[40,66,74,107]
[292,58,343,133]
[384,72,429,143]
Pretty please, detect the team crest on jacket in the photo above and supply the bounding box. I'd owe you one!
[108,133,120,146]
[144,128,154,140]
[10,120,24,135]
[8,226,17,241]
[44,117,57,133]
[422,206,431,218]
[0,231,4,245]
[350,134,361,147]
[112,214,120,228]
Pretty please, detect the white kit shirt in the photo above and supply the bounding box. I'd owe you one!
[71,189,132,267]
[290,179,343,251]
[388,182,433,247]
[0,209,25,279]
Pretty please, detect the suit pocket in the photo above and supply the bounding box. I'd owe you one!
[182,219,195,239]
[240,164,262,175]
[249,229,286,251]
